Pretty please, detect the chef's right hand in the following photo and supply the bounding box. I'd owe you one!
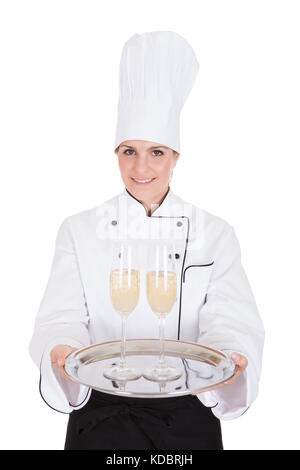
[50,344,78,382]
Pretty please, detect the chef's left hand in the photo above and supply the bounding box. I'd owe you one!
[192,352,248,395]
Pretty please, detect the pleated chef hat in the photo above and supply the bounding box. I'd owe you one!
[114,31,199,153]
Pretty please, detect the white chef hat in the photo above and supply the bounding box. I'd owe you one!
[114,31,199,153]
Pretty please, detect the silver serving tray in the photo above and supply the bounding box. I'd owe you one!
[65,339,235,398]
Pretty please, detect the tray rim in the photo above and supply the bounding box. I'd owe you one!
[67,338,228,359]
[64,339,234,397]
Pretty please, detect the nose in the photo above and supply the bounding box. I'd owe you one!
[132,154,151,175]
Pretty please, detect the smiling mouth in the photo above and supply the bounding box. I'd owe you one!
[131,177,156,185]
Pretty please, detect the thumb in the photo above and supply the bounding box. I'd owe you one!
[53,345,74,366]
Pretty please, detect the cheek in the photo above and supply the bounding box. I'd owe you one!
[118,157,131,178]
[155,159,173,180]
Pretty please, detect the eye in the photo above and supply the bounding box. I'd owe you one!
[152,150,163,156]
[123,149,135,155]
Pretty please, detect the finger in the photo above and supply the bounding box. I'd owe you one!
[51,358,74,381]
[192,368,241,394]
[51,345,75,366]
[192,355,248,396]
[65,347,78,359]
[231,353,248,370]
[58,365,75,382]
[223,371,241,386]
[50,349,64,365]
[223,363,244,383]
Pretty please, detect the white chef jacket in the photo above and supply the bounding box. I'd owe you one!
[29,186,265,419]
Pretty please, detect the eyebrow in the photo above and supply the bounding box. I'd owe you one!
[119,145,168,150]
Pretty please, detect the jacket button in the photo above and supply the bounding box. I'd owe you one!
[111,220,118,225]
[176,221,183,227]
[169,253,180,259]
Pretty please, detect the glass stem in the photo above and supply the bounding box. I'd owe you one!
[119,314,127,368]
[159,314,166,368]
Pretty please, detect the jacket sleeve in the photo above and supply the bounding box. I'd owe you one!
[196,224,265,420]
[29,217,91,413]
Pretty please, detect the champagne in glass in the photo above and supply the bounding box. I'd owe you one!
[143,243,182,382]
[103,243,141,382]
[110,268,140,314]
[147,270,177,314]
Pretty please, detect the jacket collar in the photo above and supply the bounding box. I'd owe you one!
[121,185,182,218]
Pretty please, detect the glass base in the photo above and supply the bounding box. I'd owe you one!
[143,363,182,382]
[103,364,142,382]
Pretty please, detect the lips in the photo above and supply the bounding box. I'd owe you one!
[131,177,156,185]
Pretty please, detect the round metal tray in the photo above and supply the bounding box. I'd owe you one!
[65,339,235,398]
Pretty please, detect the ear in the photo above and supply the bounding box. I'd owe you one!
[173,151,180,167]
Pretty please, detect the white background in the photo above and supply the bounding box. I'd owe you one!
[0,0,299,450]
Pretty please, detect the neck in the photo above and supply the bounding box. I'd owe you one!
[127,186,170,216]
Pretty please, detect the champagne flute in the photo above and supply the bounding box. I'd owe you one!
[143,243,182,382]
[103,242,142,381]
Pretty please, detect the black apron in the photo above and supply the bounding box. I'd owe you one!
[64,389,223,450]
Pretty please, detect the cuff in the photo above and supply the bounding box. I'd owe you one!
[39,337,91,414]
[196,349,256,420]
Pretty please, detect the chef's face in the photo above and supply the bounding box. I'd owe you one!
[116,140,179,202]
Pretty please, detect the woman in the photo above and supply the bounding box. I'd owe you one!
[29,31,265,450]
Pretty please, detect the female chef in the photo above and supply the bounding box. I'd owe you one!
[29,31,265,450]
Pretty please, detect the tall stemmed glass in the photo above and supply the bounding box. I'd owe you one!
[103,242,142,381]
[143,243,182,382]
